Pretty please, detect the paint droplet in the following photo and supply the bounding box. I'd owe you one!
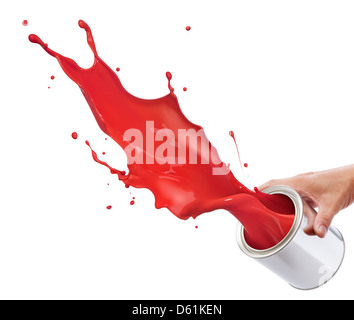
[102,152,106,155]
[22,20,28,26]
[186,26,191,31]
[244,163,248,168]
[195,226,198,229]
[51,75,55,80]
[183,87,187,92]
[130,200,135,205]
[116,67,120,72]
[106,205,112,210]
[71,132,78,140]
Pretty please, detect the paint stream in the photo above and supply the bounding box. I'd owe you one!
[29,20,295,250]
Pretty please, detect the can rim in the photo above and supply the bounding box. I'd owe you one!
[236,185,303,259]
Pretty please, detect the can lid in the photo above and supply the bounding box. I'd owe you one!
[236,185,303,259]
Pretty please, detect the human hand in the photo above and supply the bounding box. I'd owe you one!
[259,165,354,238]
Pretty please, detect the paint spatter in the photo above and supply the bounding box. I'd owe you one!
[29,20,295,250]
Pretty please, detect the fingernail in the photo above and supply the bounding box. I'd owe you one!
[318,225,328,237]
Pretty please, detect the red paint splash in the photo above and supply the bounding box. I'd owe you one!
[186,26,191,31]
[71,132,78,140]
[22,20,28,26]
[29,20,295,250]
[107,205,112,210]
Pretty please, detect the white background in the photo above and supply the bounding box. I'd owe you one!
[1,0,354,300]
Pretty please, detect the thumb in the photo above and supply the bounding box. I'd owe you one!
[314,204,337,238]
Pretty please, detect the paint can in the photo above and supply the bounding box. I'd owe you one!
[236,185,345,290]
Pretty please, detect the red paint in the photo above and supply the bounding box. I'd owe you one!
[130,200,135,206]
[229,130,246,172]
[22,20,28,26]
[107,205,112,210]
[71,132,78,140]
[186,26,191,31]
[102,152,106,155]
[244,163,248,168]
[116,67,120,72]
[183,87,187,92]
[51,75,55,80]
[29,20,295,250]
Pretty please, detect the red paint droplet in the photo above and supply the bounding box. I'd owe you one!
[71,132,78,140]
[116,67,120,72]
[105,138,107,140]
[107,183,109,186]
[48,87,50,89]
[51,75,55,80]
[244,163,248,168]
[102,152,106,155]
[22,20,28,26]
[183,87,187,92]
[106,205,112,210]
[166,72,175,95]
[186,26,191,31]
[195,226,198,229]
[166,72,172,80]
[130,200,135,205]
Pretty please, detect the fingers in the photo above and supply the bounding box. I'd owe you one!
[302,201,317,236]
[314,204,337,238]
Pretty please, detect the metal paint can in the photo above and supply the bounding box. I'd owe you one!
[236,185,345,290]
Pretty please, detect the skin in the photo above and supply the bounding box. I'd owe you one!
[259,165,354,238]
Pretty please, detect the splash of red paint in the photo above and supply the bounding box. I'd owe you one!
[22,20,28,26]
[51,75,55,80]
[107,205,112,210]
[29,20,295,250]
[71,132,78,140]
[186,26,191,31]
